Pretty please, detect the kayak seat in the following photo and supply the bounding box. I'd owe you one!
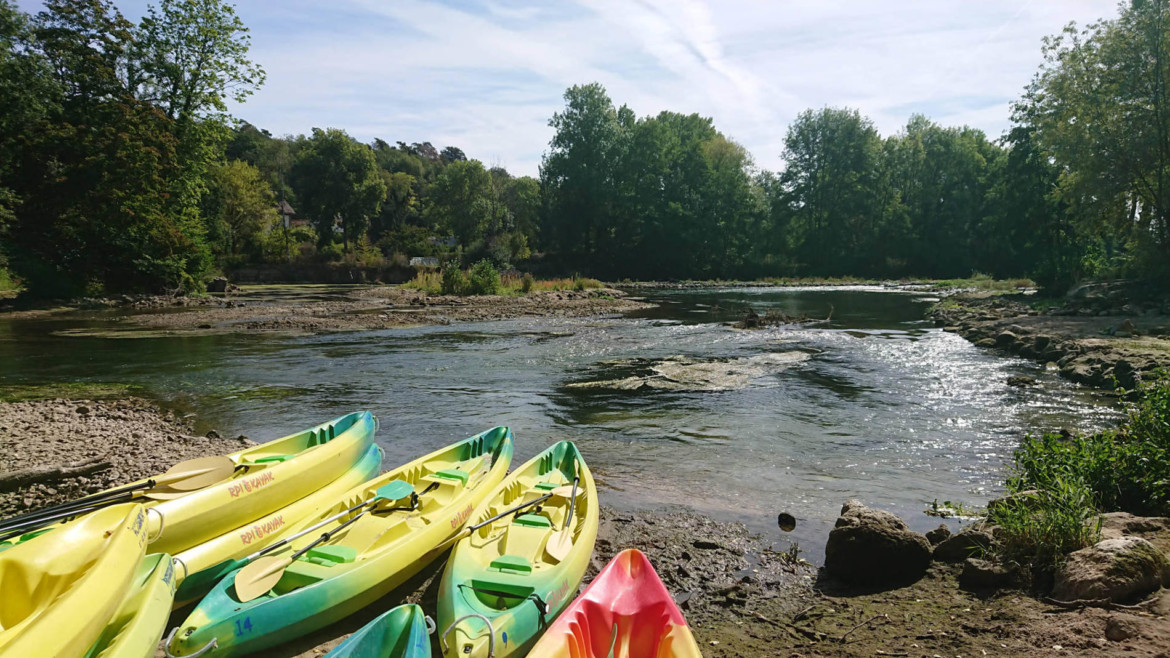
[489,554,533,574]
[252,455,293,464]
[431,469,469,486]
[534,481,559,491]
[279,546,358,590]
[513,514,552,529]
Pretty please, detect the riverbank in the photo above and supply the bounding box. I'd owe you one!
[930,291,1170,389]
[0,284,652,336]
[5,393,1168,656]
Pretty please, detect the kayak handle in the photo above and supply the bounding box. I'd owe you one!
[172,556,188,582]
[440,613,495,658]
[146,507,165,543]
[162,627,217,657]
[425,615,437,635]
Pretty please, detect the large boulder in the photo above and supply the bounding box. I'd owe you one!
[1052,537,1168,603]
[933,523,996,562]
[959,557,1016,591]
[823,500,932,587]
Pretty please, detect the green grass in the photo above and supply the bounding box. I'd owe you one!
[927,273,1035,291]
[0,382,144,402]
[403,269,602,296]
[0,267,21,295]
[989,479,1102,577]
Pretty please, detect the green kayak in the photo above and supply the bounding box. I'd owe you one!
[323,604,432,658]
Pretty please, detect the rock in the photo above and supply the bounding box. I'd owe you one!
[934,524,996,562]
[206,276,230,293]
[205,429,221,440]
[1113,359,1140,390]
[1105,616,1138,642]
[959,557,1015,591]
[925,524,951,546]
[996,330,1021,349]
[1052,536,1168,603]
[823,499,932,587]
[1006,375,1036,387]
[75,405,90,415]
[975,338,997,348]
[1098,512,1170,540]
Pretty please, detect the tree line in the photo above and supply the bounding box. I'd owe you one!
[2,0,1167,295]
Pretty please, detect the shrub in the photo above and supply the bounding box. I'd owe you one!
[440,262,466,295]
[989,477,1101,578]
[520,272,535,294]
[467,259,501,295]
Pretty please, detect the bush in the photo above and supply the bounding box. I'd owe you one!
[440,262,466,295]
[520,272,535,294]
[989,477,1101,577]
[1008,376,1170,516]
[467,259,501,295]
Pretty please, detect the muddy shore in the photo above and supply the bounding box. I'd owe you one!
[5,395,1169,656]
[0,285,652,335]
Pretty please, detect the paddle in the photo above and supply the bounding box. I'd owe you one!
[233,480,415,602]
[0,455,235,535]
[545,475,581,563]
[434,484,577,555]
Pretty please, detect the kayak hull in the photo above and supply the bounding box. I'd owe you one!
[84,553,178,658]
[168,427,514,657]
[0,504,149,657]
[323,604,431,658]
[438,441,599,658]
[526,549,702,658]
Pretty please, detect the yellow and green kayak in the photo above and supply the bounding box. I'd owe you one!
[1,411,376,556]
[0,504,149,657]
[172,442,383,605]
[437,441,598,658]
[166,427,514,657]
[84,553,178,658]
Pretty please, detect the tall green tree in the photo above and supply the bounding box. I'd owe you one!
[290,127,385,250]
[778,107,882,275]
[424,159,498,248]
[203,159,276,258]
[1021,0,1170,279]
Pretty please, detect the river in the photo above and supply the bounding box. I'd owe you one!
[0,285,1122,559]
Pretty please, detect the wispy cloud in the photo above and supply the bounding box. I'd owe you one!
[51,0,1118,175]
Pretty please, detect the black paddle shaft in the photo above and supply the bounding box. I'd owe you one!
[0,480,153,532]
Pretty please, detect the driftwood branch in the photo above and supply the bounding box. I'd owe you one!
[0,456,112,492]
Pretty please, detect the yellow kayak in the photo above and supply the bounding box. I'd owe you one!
[0,504,149,657]
[168,427,514,657]
[144,411,377,554]
[84,553,177,658]
[438,441,599,657]
[171,443,383,605]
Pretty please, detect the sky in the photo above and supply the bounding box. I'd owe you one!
[25,0,1122,176]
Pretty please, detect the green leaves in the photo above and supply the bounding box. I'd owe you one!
[290,128,385,251]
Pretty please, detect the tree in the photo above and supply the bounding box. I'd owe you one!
[440,146,466,163]
[1021,0,1170,279]
[131,0,265,226]
[290,128,385,251]
[424,159,497,248]
[502,176,541,249]
[778,107,882,275]
[203,159,276,258]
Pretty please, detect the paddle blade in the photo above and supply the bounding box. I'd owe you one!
[546,529,573,563]
[233,555,290,602]
[152,456,236,491]
[374,479,414,503]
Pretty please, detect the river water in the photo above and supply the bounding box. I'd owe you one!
[0,286,1122,559]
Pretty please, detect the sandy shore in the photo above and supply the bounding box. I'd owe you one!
[4,394,1168,656]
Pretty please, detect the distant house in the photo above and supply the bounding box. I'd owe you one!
[409,257,440,268]
[274,200,310,228]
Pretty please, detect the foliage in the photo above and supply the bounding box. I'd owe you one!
[439,260,466,295]
[290,128,385,251]
[466,259,500,295]
[520,272,534,293]
[203,159,276,259]
[989,478,1102,577]
[1008,376,1170,516]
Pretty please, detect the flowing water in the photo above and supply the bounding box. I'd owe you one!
[0,286,1123,559]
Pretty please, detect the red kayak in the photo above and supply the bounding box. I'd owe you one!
[527,548,702,658]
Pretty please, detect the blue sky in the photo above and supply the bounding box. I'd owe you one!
[23,0,1121,176]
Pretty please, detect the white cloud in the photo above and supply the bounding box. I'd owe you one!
[218,0,1119,175]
